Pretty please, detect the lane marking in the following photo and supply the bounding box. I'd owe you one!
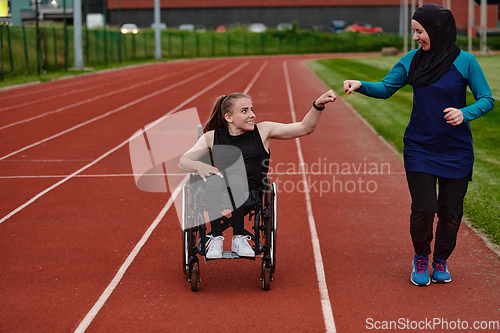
[0,73,146,113]
[1,159,94,162]
[73,174,188,333]
[340,99,401,158]
[283,61,337,333]
[0,141,127,224]
[73,60,266,332]
[0,61,167,101]
[243,61,267,94]
[0,62,229,161]
[0,62,209,131]
[0,172,405,180]
[0,78,94,100]
[0,62,249,225]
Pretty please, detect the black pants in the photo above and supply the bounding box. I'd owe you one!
[406,171,470,261]
[204,174,248,237]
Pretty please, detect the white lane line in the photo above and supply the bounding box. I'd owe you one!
[340,98,401,158]
[73,174,188,333]
[0,141,127,225]
[0,172,404,180]
[283,61,337,333]
[0,62,249,225]
[73,61,267,332]
[0,62,209,131]
[0,75,139,113]
[0,62,229,162]
[1,159,94,162]
[0,62,162,100]
[243,61,268,94]
[0,173,184,179]
[0,77,95,100]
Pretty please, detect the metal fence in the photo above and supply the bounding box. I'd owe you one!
[0,24,492,80]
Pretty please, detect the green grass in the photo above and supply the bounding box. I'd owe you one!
[307,55,500,245]
[476,55,500,99]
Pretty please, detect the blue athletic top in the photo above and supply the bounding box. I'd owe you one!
[357,49,494,178]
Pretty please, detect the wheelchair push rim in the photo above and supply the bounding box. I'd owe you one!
[182,185,188,275]
[263,182,277,274]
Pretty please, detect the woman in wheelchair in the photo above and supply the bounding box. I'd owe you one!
[179,90,336,259]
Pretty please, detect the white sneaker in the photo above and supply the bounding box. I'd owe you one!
[231,235,255,257]
[206,235,224,259]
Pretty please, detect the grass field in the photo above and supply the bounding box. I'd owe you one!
[307,55,500,246]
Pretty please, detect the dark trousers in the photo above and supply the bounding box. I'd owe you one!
[208,204,245,237]
[406,171,470,261]
[204,175,247,237]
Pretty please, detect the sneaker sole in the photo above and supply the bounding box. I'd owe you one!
[431,277,451,283]
[410,276,430,286]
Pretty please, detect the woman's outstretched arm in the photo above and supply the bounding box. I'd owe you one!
[258,90,336,142]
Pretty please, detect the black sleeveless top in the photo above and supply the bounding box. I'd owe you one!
[213,125,270,190]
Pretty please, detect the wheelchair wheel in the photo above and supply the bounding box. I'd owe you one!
[262,261,271,291]
[183,183,203,276]
[182,184,189,275]
[182,229,188,275]
[263,182,277,274]
[190,268,199,292]
[271,182,277,273]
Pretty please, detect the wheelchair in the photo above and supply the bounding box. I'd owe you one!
[181,172,277,292]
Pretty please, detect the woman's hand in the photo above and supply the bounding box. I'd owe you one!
[443,107,464,126]
[257,89,337,142]
[343,80,362,95]
[315,90,337,108]
[194,161,223,182]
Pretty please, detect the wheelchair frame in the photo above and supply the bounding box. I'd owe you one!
[182,173,277,291]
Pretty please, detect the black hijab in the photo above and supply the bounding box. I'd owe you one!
[408,3,461,87]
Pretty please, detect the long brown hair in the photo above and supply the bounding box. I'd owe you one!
[202,93,251,133]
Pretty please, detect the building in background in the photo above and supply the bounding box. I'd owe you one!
[105,0,498,34]
[5,0,103,25]
[0,1,10,19]
[4,0,499,33]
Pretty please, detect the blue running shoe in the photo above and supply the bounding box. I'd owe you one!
[432,258,451,283]
[411,255,430,286]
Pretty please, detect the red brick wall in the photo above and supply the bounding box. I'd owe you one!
[421,0,498,31]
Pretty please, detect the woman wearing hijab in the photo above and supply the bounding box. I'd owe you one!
[343,3,494,286]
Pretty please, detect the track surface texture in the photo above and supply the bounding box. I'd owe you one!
[1,54,499,333]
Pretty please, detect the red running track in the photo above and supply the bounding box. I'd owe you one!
[1,54,499,333]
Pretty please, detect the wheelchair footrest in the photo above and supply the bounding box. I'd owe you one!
[221,251,256,260]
